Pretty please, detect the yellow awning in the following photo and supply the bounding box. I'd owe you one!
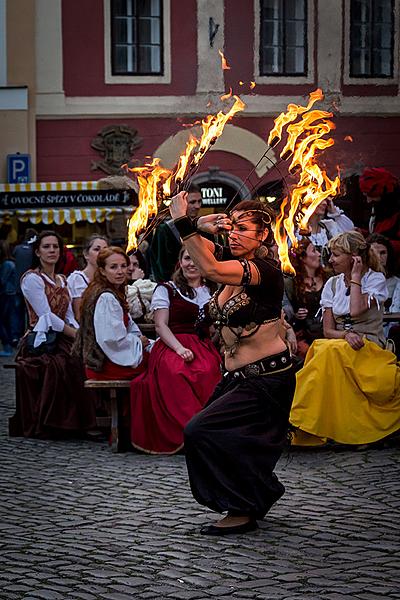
[0,207,133,225]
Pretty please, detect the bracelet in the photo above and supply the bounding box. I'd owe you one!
[173,216,197,241]
[350,280,362,287]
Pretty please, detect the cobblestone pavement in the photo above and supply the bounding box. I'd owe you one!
[0,356,399,600]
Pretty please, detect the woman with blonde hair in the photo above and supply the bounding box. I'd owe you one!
[290,230,400,446]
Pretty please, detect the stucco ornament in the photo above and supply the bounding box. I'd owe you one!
[91,125,143,174]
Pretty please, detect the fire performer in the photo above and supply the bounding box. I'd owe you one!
[168,191,296,536]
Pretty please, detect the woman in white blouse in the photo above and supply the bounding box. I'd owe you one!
[9,230,96,438]
[130,247,222,454]
[74,246,150,381]
[290,231,400,447]
[67,234,108,321]
[297,198,354,265]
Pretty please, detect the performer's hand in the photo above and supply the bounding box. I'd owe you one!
[176,346,194,362]
[344,330,364,350]
[169,191,188,220]
[197,213,232,235]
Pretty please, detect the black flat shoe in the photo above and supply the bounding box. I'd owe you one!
[200,520,258,536]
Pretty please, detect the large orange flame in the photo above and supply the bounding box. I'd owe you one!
[268,89,340,274]
[125,93,245,252]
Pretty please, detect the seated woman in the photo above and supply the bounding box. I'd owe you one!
[9,230,96,438]
[130,247,222,455]
[126,249,156,324]
[296,198,354,265]
[290,231,400,446]
[67,234,109,321]
[74,246,149,381]
[284,239,328,359]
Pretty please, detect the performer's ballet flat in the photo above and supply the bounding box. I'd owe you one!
[200,520,258,536]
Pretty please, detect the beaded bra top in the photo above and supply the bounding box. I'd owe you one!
[208,257,283,356]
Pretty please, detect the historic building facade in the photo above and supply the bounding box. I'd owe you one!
[1,0,400,222]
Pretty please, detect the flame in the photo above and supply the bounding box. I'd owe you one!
[268,89,340,274]
[220,87,232,101]
[218,49,231,70]
[125,94,245,251]
[250,81,256,89]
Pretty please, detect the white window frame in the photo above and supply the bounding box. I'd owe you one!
[254,0,315,85]
[344,0,399,85]
[104,0,171,84]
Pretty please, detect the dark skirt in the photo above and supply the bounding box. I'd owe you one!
[9,334,96,438]
[184,361,296,520]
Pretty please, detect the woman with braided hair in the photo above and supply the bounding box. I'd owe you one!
[169,193,296,536]
[290,231,400,447]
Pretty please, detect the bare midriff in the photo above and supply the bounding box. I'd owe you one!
[222,320,286,371]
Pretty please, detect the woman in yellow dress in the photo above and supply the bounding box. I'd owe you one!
[290,230,400,446]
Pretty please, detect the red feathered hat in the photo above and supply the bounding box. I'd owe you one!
[359,167,398,198]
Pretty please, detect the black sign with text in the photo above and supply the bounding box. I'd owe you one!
[0,189,138,210]
[199,183,238,208]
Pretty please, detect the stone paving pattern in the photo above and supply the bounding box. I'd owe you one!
[0,356,399,600]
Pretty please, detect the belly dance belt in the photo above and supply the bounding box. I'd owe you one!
[224,348,292,380]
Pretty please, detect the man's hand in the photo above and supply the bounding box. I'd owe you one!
[295,308,308,320]
[140,335,150,349]
[169,191,188,220]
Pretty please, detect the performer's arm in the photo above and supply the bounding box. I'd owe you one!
[170,192,261,286]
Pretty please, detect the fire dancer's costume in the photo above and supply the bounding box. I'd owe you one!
[130,282,221,454]
[290,271,400,446]
[184,255,296,519]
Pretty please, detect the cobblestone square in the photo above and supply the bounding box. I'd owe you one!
[1,358,399,600]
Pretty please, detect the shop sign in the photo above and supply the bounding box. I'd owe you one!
[199,184,237,207]
[0,189,138,210]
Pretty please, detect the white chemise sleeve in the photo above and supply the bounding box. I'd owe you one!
[320,277,335,310]
[362,271,388,307]
[21,272,77,335]
[150,285,171,311]
[93,292,143,367]
[67,271,88,299]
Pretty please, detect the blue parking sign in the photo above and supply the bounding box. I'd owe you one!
[7,154,31,183]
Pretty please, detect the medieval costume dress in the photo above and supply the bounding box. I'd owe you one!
[183,256,296,520]
[75,289,147,381]
[9,270,96,438]
[130,282,221,454]
[290,271,400,446]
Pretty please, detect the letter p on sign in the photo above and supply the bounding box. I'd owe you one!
[7,154,31,183]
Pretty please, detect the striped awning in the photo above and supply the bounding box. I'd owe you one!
[0,207,133,225]
[0,181,135,225]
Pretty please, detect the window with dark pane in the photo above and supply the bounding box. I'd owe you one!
[260,0,307,76]
[350,0,394,77]
[111,0,163,75]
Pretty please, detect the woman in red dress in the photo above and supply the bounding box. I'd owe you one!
[74,247,149,380]
[130,247,222,454]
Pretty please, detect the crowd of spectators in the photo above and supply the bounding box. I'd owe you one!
[1,167,399,451]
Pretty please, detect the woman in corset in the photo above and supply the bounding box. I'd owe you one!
[169,192,296,536]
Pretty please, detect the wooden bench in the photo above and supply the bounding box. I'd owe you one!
[84,379,131,453]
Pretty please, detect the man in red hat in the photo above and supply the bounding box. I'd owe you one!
[359,167,400,264]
